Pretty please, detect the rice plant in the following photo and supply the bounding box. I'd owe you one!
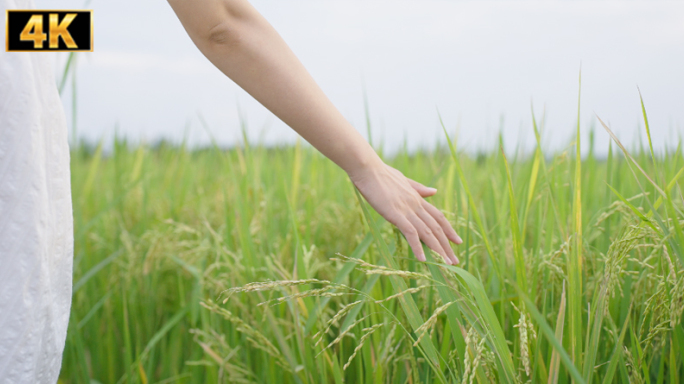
[60,97,684,383]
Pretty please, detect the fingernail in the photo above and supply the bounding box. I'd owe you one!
[428,187,437,193]
[455,235,463,244]
[417,253,426,262]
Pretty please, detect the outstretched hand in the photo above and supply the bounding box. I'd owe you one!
[349,162,462,265]
[166,1,462,264]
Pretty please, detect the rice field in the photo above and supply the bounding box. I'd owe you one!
[59,103,684,383]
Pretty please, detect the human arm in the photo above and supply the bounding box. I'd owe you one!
[166,0,462,264]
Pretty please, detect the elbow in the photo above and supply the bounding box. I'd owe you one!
[203,21,243,49]
[170,0,256,51]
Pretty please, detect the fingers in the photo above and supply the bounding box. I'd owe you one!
[394,217,426,262]
[408,213,454,265]
[415,210,459,265]
[369,163,461,265]
[422,201,463,245]
[407,178,437,197]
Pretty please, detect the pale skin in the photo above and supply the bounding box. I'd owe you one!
[167,0,463,264]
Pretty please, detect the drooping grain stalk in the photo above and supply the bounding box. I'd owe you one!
[63,94,684,383]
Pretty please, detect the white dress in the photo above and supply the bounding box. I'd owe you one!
[0,0,74,382]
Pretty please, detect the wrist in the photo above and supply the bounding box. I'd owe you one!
[345,145,385,182]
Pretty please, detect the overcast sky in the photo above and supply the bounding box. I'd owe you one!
[34,0,684,155]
